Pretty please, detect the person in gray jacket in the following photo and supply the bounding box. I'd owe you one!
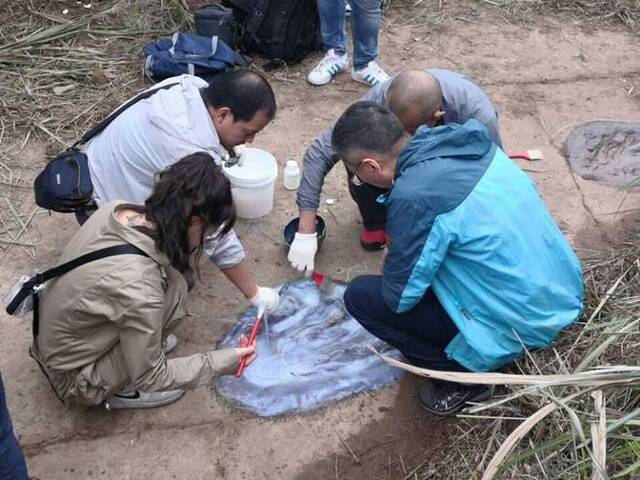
[288,69,502,275]
[32,153,265,409]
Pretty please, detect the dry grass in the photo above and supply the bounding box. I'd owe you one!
[390,239,640,479]
[384,0,640,33]
[488,0,640,32]
[0,0,190,258]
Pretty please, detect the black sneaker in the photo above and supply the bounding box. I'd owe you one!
[104,389,184,410]
[416,382,491,417]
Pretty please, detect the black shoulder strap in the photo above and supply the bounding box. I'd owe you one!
[34,244,148,337]
[41,244,149,283]
[70,82,180,150]
[5,244,149,318]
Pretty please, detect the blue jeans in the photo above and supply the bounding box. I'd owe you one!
[317,0,382,68]
[0,375,28,480]
[344,275,467,371]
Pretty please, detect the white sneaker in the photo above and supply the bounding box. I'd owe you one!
[104,389,185,410]
[307,49,349,86]
[352,61,390,87]
[163,333,178,354]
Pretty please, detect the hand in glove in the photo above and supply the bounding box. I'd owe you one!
[287,232,318,276]
[249,286,280,314]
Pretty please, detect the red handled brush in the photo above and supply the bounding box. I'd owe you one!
[312,271,337,296]
[235,305,265,378]
[508,149,544,161]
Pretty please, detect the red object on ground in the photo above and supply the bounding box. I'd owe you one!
[235,312,262,378]
[360,229,386,251]
[312,271,325,287]
[311,271,337,296]
[507,149,543,161]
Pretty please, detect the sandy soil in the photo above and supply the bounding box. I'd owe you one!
[1,2,640,479]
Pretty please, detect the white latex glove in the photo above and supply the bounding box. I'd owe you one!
[287,232,318,277]
[249,286,280,314]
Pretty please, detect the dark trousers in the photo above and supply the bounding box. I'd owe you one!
[0,375,28,480]
[344,275,466,371]
[346,167,387,231]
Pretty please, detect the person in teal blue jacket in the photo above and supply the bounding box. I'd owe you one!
[333,101,584,416]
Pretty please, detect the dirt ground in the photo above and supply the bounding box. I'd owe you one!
[1,1,640,479]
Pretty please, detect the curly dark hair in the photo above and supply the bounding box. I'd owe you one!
[143,152,236,274]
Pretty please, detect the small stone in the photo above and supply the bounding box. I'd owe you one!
[325,198,335,205]
[93,69,108,85]
[53,85,75,95]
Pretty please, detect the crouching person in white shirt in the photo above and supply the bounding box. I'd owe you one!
[78,69,279,325]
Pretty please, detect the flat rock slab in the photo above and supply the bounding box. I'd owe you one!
[216,279,403,417]
[564,121,640,188]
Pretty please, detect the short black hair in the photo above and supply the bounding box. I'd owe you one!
[332,101,406,169]
[204,69,276,122]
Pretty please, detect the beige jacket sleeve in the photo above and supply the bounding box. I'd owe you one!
[117,272,239,392]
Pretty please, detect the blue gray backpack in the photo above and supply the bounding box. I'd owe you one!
[143,32,246,82]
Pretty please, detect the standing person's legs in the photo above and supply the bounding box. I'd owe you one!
[349,0,381,68]
[0,375,28,480]
[308,1,350,85]
[343,275,465,370]
[346,167,387,250]
[317,0,348,56]
[349,0,389,85]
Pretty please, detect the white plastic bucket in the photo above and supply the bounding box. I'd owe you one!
[223,147,278,219]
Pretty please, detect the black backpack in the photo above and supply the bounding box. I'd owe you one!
[226,0,321,67]
[194,4,240,50]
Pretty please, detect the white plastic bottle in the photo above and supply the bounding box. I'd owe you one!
[283,160,301,190]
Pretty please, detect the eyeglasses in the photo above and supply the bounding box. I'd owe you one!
[350,162,365,186]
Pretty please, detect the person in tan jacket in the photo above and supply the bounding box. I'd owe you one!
[31,152,269,409]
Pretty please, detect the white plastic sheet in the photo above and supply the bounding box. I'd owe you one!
[216,279,403,416]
